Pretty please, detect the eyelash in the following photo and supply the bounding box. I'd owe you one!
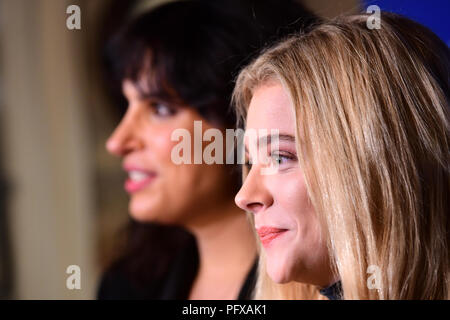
[244,151,297,171]
[149,101,177,117]
[271,152,296,165]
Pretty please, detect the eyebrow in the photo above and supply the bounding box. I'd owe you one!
[244,134,295,153]
[128,80,167,101]
[138,89,186,107]
[137,90,167,101]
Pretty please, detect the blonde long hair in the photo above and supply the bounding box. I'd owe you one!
[233,12,450,299]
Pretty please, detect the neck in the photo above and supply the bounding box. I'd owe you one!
[187,202,257,299]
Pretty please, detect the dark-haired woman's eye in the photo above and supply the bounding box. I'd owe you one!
[151,102,177,117]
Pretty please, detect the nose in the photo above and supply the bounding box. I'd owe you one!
[106,115,144,157]
[234,166,273,214]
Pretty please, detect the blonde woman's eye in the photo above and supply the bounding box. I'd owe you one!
[271,152,296,166]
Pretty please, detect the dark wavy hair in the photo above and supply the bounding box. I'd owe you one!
[104,0,318,126]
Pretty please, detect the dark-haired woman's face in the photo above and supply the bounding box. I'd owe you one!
[106,80,235,227]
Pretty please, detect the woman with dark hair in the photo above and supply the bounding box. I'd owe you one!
[99,0,318,300]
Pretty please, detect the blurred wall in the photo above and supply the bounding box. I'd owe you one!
[0,0,97,299]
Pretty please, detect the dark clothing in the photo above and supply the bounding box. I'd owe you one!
[97,237,257,300]
[319,281,342,300]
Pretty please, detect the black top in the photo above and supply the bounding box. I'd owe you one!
[97,237,258,300]
[319,281,342,300]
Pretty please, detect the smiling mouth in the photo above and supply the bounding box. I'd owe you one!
[124,170,157,193]
[256,227,288,248]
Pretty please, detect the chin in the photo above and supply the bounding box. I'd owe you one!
[128,199,160,222]
[129,200,185,226]
[266,261,293,284]
[129,208,154,222]
[267,270,291,284]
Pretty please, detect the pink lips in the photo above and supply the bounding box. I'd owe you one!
[123,164,157,194]
[124,175,156,193]
[256,227,288,248]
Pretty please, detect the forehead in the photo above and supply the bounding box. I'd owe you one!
[246,82,295,134]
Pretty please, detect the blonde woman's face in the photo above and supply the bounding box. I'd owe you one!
[235,82,334,287]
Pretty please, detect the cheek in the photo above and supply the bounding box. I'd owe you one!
[267,170,325,279]
[270,170,311,223]
[147,127,179,164]
[282,173,321,246]
[147,116,200,165]
[143,121,230,214]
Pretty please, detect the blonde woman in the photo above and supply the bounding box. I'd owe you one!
[232,12,449,300]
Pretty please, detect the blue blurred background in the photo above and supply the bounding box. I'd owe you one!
[364,0,449,45]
